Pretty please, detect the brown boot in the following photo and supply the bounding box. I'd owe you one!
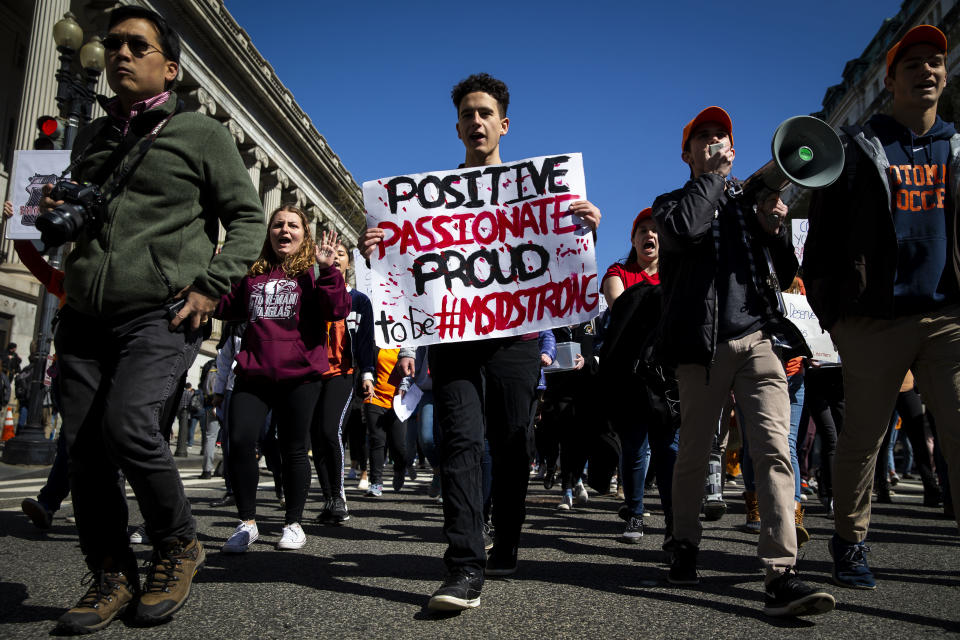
[56,570,137,633]
[136,538,205,624]
[743,491,761,533]
[795,501,810,547]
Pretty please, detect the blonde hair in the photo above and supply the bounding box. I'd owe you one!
[249,205,316,277]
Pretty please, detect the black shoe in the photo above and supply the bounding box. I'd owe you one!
[21,498,53,529]
[923,487,943,507]
[485,546,518,576]
[393,466,405,492]
[764,569,836,617]
[211,493,235,508]
[666,539,698,585]
[702,499,726,521]
[328,497,350,524]
[428,569,483,610]
[317,496,333,524]
[622,515,644,543]
[198,471,212,480]
[482,523,494,551]
[543,467,557,490]
[407,465,418,481]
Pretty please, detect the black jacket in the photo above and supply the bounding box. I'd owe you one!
[652,172,808,366]
[803,122,960,330]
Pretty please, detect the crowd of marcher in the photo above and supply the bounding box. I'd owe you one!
[5,6,958,633]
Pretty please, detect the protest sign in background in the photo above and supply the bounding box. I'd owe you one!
[792,218,808,264]
[5,150,70,240]
[782,292,839,363]
[362,153,598,348]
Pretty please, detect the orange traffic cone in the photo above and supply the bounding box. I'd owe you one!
[2,406,15,441]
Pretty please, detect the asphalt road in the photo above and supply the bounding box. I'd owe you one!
[0,455,957,639]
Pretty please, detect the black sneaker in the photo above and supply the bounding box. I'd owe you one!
[665,539,698,585]
[482,522,494,551]
[21,498,53,529]
[485,546,518,576]
[328,497,350,524]
[392,466,405,492]
[317,496,333,524]
[622,515,644,543]
[702,499,727,521]
[427,569,483,610]
[211,493,235,508]
[764,569,836,617]
[543,467,557,490]
[829,534,876,589]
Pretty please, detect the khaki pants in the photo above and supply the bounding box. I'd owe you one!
[830,305,960,542]
[675,331,797,575]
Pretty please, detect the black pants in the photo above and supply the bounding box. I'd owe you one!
[310,373,355,499]
[229,377,321,524]
[56,306,200,568]
[430,337,539,572]
[346,396,367,471]
[805,366,844,498]
[364,403,407,486]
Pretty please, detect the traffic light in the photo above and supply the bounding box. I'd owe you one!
[35,116,63,150]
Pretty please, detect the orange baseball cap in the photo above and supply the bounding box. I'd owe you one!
[681,106,733,152]
[631,207,652,237]
[886,24,947,75]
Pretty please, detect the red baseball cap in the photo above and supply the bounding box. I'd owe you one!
[681,106,733,152]
[886,24,947,75]
[631,207,652,237]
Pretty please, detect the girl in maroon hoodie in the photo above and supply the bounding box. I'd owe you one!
[216,204,351,553]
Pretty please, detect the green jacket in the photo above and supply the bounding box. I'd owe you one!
[65,92,264,317]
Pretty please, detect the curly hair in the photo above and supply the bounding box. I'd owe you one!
[249,205,316,278]
[451,73,510,117]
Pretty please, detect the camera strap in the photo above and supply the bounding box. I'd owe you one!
[97,102,182,198]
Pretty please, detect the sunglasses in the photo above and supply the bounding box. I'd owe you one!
[102,34,164,58]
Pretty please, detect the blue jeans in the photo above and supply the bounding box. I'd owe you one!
[619,429,651,516]
[417,391,438,468]
[741,371,803,502]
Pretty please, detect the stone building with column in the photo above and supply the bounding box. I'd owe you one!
[0,0,365,382]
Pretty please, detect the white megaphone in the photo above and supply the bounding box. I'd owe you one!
[741,115,845,205]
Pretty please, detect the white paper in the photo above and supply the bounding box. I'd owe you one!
[782,293,839,363]
[392,382,423,423]
[362,153,599,348]
[6,150,71,240]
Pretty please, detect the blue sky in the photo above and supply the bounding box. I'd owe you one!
[227,0,904,270]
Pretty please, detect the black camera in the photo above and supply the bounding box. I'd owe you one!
[35,181,106,248]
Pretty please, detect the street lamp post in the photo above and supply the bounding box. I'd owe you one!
[3,13,104,466]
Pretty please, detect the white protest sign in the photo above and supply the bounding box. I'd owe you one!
[352,248,372,298]
[792,218,808,264]
[362,153,598,348]
[6,150,71,240]
[782,293,839,363]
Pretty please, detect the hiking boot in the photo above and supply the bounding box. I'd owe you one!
[428,568,483,611]
[136,538,205,623]
[829,534,876,589]
[485,545,518,576]
[622,515,644,543]
[743,491,761,533]
[764,569,836,617]
[666,539,699,585]
[328,497,350,524]
[702,499,726,521]
[21,498,53,530]
[795,502,810,547]
[56,570,138,633]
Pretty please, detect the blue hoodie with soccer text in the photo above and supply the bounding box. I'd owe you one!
[870,112,959,314]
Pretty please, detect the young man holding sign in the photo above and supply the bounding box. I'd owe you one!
[360,73,600,610]
[652,107,834,617]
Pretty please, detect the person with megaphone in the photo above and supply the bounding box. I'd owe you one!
[803,23,960,590]
[651,106,835,618]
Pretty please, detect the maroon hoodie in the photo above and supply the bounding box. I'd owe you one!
[216,265,351,382]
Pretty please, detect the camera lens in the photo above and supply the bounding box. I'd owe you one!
[36,204,87,247]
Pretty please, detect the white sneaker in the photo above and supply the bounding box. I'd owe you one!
[222,521,259,553]
[557,494,573,510]
[573,482,589,505]
[357,471,369,492]
[277,522,306,550]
